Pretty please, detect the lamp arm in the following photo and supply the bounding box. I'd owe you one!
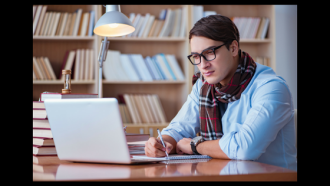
[98,37,110,98]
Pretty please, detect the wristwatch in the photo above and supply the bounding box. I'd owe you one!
[190,136,204,155]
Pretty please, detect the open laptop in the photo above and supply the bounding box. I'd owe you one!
[44,98,164,164]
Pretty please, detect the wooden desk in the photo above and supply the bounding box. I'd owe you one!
[33,155,297,181]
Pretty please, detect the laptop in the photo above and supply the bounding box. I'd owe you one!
[44,98,165,164]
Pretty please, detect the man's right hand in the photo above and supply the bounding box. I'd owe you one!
[145,137,173,157]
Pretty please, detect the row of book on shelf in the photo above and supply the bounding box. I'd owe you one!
[104,50,185,81]
[33,49,95,81]
[123,6,187,38]
[118,94,167,124]
[254,57,270,67]
[33,93,151,157]
[33,5,95,37]
[191,5,270,39]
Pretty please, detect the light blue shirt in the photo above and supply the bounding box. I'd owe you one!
[161,63,297,171]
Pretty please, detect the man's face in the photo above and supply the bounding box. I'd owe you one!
[190,36,237,85]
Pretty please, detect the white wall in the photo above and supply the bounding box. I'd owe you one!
[275,5,297,109]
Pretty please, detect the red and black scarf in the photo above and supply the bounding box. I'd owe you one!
[192,50,256,141]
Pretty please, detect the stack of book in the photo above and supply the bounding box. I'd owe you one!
[33,93,149,156]
[119,94,167,124]
[33,5,95,37]
[103,50,185,82]
[124,6,187,38]
[232,17,270,39]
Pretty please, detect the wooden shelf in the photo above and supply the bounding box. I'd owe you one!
[102,80,186,84]
[33,80,95,84]
[33,36,96,40]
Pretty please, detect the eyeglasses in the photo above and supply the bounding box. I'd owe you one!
[187,43,226,65]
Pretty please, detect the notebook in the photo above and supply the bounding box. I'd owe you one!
[44,98,166,164]
[132,154,212,160]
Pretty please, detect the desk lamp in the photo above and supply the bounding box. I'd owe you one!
[93,5,135,98]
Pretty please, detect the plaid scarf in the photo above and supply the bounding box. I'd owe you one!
[192,50,256,141]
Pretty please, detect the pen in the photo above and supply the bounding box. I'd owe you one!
[157,128,169,158]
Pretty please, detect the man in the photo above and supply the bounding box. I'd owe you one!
[144,15,297,171]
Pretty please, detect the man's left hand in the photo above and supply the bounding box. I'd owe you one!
[176,138,193,155]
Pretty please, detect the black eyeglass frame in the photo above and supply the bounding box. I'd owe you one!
[187,43,226,65]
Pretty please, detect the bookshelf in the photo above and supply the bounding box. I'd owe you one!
[33,5,276,136]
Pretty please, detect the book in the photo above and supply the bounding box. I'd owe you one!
[141,15,155,37]
[123,104,132,123]
[132,15,145,37]
[40,93,98,101]
[33,129,52,138]
[79,49,85,80]
[74,49,80,80]
[38,12,49,36]
[33,61,41,80]
[154,20,164,37]
[103,50,118,81]
[88,49,94,80]
[58,12,68,36]
[34,5,47,36]
[128,13,141,37]
[128,54,142,80]
[155,54,173,80]
[145,56,161,80]
[158,9,176,37]
[123,94,141,124]
[137,13,150,37]
[151,94,166,123]
[39,57,52,80]
[159,53,176,80]
[88,11,95,36]
[61,50,76,80]
[55,13,64,36]
[43,57,57,80]
[147,19,158,37]
[192,5,204,26]
[33,155,62,165]
[33,5,37,20]
[33,57,45,80]
[250,17,261,39]
[120,54,140,81]
[133,94,150,123]
[33,118,50,129]
[165,54,185,80]
[72,9,83,36]
[84,49,90,80]
[260,17,270,39]
[68,12,77,36]
[203,10,217,17]
[132,154,211,160]
[170,8,182,37]
[47,12,57,36]
[33,145,57,155]
[50,12,61,36]
[179,6,187,37]
[143,57,156,80]
[152,55,166,80]
[33,70,37,80]
[63,13,72,36]
[131,54,153,81]
[33,108,47,119]
[80,12,89,36]
[146,94,160,123]
[141,94,155,123]
[33,137,54,146]
[33,5,43,35]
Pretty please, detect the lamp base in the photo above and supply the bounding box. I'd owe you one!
[62,89,71,94]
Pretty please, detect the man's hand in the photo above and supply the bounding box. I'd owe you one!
[176,138,193,155]
[145,137,173,157]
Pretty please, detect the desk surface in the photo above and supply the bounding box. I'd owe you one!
[33,155,297,181]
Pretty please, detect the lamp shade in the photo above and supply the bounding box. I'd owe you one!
[93,11,135,37]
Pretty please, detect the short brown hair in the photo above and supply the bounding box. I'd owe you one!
[189,14,240,50]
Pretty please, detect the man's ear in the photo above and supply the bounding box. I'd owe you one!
[231,40,239,56]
